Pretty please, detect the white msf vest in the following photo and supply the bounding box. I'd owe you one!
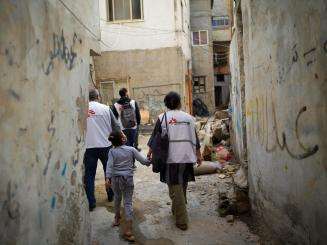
[159,110,197,164]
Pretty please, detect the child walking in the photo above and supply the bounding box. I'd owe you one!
[105,131,150,242]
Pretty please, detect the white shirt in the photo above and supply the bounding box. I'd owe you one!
[86,101,119,148]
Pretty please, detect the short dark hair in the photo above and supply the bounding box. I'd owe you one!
[108,131,124,147]
[89,88,99,101]
[164,91,181,110]
[119,88,128,97]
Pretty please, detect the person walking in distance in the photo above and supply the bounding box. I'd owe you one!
[84,88,121,211]
[113,88,141,149]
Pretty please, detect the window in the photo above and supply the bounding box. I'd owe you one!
[192,30,208,45]
[193,76,206,93]
[107,0,143,22]
[212,16,229,29]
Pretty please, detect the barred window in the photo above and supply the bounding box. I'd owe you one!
[193,76,206,93]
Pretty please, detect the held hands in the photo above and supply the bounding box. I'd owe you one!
[105,178,111,189]
[146,152,152,167]
[147,149,153,161]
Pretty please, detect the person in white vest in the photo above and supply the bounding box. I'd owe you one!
[84,88,121,211]
[147,91,202,231]
[112,88,141,168]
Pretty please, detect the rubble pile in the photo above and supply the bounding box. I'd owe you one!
[216,166,250,218]
[195,109,232,174]
[195,110,250,221]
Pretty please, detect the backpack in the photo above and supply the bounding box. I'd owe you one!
[149,113,169,173]
[120,101,136,129]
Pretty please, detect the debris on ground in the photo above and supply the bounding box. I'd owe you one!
[216,146,232,162]
[194,161,223,176]
[218,174,227,179]
[196,109,251,219]
[214,110,229,120]
[233,167,248,189]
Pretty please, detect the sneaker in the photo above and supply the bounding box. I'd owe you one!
[176,223,188,231]
[89,205,96,212]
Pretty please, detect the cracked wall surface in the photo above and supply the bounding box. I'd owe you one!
[0,0,100,244]
[231,0,327,243]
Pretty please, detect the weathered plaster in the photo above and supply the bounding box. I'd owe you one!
[232,0,327,243]
[94,47,189,123]
[0,0,99,243]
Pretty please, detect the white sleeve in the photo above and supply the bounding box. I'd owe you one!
[106,151,114,179]
[132,148,150,166]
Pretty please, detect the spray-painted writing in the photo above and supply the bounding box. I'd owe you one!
[43,30,80,75]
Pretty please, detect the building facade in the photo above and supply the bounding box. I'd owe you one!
[230,0,327,243]
[190,0,215,113]
[95,0,192,123]
[0,0,100,244]
[212,0,232,108]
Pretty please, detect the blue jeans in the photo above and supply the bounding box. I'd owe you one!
[123,128,137,147]
[83,147,114,208]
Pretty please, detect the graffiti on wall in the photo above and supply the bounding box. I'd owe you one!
[43,29,82,75]
[2,181,20,220]
[133,84,181,121]
[246,39,326,159]
[277,41,326,84]
[247,92,319,160]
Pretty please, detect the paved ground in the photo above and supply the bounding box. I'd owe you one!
[90,135,260,245]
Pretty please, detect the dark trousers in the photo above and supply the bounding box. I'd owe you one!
[84,147,114,208]
[134,125,140,148]
[123,128,137,147]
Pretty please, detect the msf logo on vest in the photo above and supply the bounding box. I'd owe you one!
[88,109,96,118]
[168,117,177,125]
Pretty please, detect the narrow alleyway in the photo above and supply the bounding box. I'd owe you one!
[91,135,259,245]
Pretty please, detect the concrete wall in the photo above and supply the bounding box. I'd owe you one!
[94,47,189,123]
[236,0,327,243]
[99,0,191,60]
[229,2,247,164]
[0,0,100,244]
[212,0,232,42]
[190,0,215,113]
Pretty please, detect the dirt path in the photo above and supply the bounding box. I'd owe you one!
[91,135,260,245]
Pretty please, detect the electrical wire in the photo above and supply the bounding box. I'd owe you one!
[194,45,230,60]
[57,0,99,40]
[57,0,123,50]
